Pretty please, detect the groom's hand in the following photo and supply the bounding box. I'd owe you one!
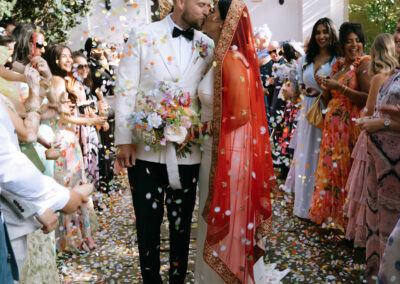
[117,144,136,168]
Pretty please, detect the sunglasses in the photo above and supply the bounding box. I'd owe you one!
[77,64,89,70]
[268,49,278,54]
[36,41,46,49]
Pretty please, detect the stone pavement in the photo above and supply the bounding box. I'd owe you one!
[57,177,366,283]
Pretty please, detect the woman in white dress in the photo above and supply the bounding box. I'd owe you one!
[284,18,339,219]
[194,0,275,283]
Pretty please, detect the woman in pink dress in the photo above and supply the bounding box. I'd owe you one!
[344,33,399,247]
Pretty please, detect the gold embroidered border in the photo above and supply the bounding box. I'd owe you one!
[255,215,273,241]
[203,241,242,284]
[202,0,245,221]
[202,215,272,283]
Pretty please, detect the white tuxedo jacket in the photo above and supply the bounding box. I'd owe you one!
[115,17,214,165]
[0,102,69,239]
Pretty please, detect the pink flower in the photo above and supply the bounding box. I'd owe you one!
[179,92,191,107]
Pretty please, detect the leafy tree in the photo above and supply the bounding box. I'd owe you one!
[0,0,16,20]
[1,0,92,43]
[349,0,400,51]
[350,0,400,34]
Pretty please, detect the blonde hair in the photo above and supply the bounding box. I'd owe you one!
[369,33,399,76]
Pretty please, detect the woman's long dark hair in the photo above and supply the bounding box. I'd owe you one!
[305,18,339,67]
[218,0,232,21]
[11,23,36,65]
[282,42,301,62]
[43,44,71,77]
[43,44,77,104]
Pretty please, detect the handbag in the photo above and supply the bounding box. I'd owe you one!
[306,95,324,130]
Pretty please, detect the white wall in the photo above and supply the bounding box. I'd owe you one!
[67,0,347,49]
[244,0,346,43]
[245,0,303,42]
[67,0,150,51]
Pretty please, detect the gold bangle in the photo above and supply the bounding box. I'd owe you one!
[342,85,348,96]
[26,107,42,115]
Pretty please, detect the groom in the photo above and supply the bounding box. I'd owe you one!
[114,0,214,282]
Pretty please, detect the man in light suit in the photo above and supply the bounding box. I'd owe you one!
[0,102,90,283]
[115,0,213,282]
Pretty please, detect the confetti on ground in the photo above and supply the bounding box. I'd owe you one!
[264,179,366,283]
[57,176,366,283]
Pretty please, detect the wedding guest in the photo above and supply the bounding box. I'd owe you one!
[72,51,108,190]
[6,23,65,282]
[0,98,91,283]
[254,24,272,66]
[85,37,116,194]
[273,42,302,178]
[309,22,371,226]
[284,18,339,219]
[44,44,101,253]
[378,218,400,283]
[345,33,399,247]
[260,40,285,117]
[358,67,400,283]
[0,18,18,34]
[356,19,400,282]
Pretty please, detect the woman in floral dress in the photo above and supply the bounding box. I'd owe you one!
[44,44,102,253]
[308,22,371,226]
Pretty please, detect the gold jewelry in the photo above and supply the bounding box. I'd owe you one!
[342,85,348,96]
[26,107,42,115]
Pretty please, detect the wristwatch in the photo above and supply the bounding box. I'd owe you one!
[384,118,391,129]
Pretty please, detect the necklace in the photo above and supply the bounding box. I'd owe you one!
[340,62,350,72]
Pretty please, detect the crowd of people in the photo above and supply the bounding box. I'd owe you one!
[256,16,400,284]
[0,0,399,283]
[0,19,122,282]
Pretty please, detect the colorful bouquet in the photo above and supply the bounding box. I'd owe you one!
[126,81,199,157]
[272,59,298,84]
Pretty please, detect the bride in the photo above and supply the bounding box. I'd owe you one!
[194,0,275,283]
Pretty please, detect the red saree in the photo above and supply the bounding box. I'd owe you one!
[202,0,275,283]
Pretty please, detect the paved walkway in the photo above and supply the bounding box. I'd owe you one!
[57,177,366,283]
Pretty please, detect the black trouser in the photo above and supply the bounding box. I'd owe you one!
[128,160,200,284]
[98,117,115,193]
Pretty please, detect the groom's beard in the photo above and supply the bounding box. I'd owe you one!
[181,11,205,30]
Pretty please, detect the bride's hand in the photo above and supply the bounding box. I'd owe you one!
[177,127,194,153]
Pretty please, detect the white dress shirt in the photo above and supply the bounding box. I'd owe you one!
[0,102,70,216]
[166,14,194,74]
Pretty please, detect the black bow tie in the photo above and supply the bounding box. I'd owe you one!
[172,27,194,41]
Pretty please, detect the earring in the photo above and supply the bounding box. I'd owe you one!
[219,24,223,30]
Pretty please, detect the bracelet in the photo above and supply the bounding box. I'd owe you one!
[342,85,348,96]
[26,107,42,115]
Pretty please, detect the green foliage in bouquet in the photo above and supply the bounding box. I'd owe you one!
[1,0,92,43]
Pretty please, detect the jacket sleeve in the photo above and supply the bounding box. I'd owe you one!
[0,104,70,216]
